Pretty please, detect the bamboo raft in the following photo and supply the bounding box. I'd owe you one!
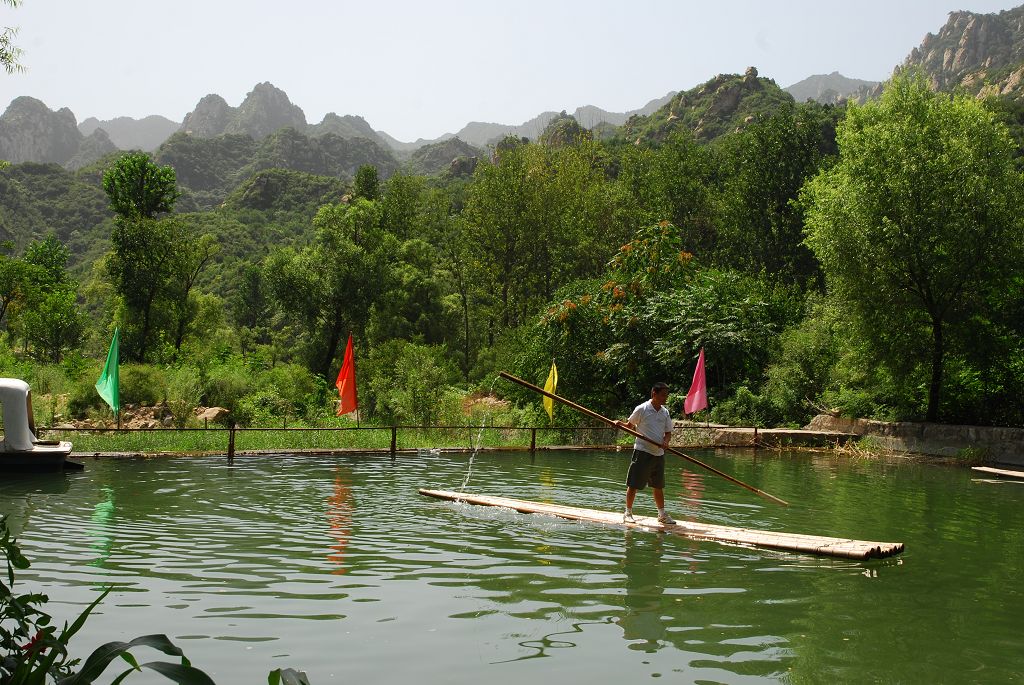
[972,466,1024,480]
[419,489,904,560]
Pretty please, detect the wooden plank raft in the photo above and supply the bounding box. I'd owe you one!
[972,466,1024,480]
[419,489,904,560]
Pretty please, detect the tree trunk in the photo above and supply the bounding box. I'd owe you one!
[461,289,470,381]
[320,315,345,379]
[927,317,944,422]
[138,287,157,363]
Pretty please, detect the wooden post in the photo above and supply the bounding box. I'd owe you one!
[228,422,236,463]
[390,425,397,456]
[530,427,537,455]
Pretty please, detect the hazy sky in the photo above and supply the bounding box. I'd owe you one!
[3,0,1021,141]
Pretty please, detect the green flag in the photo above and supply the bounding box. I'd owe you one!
[95,328,120,414]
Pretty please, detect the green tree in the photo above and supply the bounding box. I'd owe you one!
[265,200,396,377]
[366,238,450,346]
[106,217,182,362]
[23,233,70,288]
[802,73,1024,422]
[2,235,86,362]
[463,140,632,330]
[352,164,380,201]
[17,288,86,362]
[0,241,27,327]
[365,340,458,425]
[102,152,180,219]
[379,171,425,240]
[715,101,838,287]
[617,134,719,256]
[169,232,219,353]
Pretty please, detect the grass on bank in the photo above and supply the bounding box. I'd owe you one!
[53,424,630,454]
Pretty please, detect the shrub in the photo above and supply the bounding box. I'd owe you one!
[710,385,776,426]
[366,341,459,425]
[67,371,104,417]
[119,364,166,406]
[166,365,203,427]
[203,360,254,413]
[235,389,291,427]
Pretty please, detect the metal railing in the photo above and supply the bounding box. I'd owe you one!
[40,422,650,460]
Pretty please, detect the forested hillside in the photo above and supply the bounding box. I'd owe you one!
[2,65,1021,431]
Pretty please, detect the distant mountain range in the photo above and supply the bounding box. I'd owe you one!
[784,72,879,104]
[79,115,179,152]
[4,3,1024,173]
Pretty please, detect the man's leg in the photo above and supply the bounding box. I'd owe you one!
[653,487,665,510]
[624,486,637,521]
[653,487,675,524]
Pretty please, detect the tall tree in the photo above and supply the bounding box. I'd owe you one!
[802,73,1024,421]
[265,200,396,377]
[0,241,27,327]
[102,152,180,219]
[352,164,380,201]
[6,235,86,362]
[106,217,181,361]
[716,101,838,287]
[463,140,632,330]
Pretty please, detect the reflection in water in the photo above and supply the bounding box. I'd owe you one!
[325,468,353,574]
[618,531,668,651]
[498,617,614,664]
[679,468,705,518]
[89,486,115,567]
[0,472,70,531]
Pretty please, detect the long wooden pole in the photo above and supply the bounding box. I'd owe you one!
[499,371,788,507]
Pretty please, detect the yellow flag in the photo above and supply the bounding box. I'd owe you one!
[543,361,558,423]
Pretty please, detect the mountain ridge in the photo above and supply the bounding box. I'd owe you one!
[8,2,1024,168]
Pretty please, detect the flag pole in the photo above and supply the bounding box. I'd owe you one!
[499,371,788,507]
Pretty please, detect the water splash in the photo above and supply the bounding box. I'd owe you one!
[458,375,501,493]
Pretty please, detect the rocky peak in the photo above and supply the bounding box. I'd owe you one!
[408,136,483,176]
[901,6,1024,96]
[308,113,385,147]
[0,96,83,164]
[66,127,118,170]
[224,81,306,140]
[180,94,236,138]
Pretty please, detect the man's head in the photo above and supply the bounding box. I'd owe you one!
[650,381,669,406]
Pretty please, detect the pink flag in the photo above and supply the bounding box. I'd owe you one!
[684,348,708,415]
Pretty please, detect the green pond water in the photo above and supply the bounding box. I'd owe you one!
[1,449,1023,684]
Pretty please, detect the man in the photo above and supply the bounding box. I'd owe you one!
[616,382,676,524]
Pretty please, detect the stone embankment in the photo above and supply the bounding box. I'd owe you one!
[806,414,1024,465]
[672,420,855,449]
[673,415,1024,465]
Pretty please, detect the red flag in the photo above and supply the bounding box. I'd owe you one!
[684,347,708,415]
[335,335,358,416]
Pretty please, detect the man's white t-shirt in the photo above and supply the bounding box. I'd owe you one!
[628,400,673,456]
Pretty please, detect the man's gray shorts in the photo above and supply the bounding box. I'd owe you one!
[626,449,666,489]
